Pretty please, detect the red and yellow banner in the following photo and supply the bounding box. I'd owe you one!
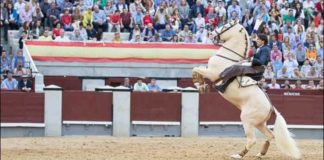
[25,41,219,64]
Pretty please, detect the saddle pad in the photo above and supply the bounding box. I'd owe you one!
[236,76,257,87]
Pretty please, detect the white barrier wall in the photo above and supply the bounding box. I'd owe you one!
[113,91,131,137]
[82,79,106,91]
[96,87,131,137]
[44,85,63,136]
[181,90,199,137]
[34,73,44,92]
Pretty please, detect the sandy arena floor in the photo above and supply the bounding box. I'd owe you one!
[1,137,323,160]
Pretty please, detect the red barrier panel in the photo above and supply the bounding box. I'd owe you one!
[62,91,113,121]
[271,95,323,125]
[199,93,241,122]
[1,91,44,123]
[1,90,322,125]
[199,93,323,125]
[131,92,181,121]
[44,76,82,90]
[178,78,195,88]
[267,95,284,124]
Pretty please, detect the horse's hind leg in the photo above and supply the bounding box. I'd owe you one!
[231,121,256,159]
[255,123,274,158]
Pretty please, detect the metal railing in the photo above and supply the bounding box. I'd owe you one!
[22,41,39,74]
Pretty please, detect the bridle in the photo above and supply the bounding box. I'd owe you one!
[213,21,249,63]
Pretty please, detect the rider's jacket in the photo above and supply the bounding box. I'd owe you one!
[252,45,270,67]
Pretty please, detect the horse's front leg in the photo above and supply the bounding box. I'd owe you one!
[230,110,258,160]
[192,66,207,93]
[231,121,257,159]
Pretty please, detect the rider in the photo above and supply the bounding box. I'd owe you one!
[215,33,270,93]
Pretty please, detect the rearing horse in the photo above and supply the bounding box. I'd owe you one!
[192,20,301,159]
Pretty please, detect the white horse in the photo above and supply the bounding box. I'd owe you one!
[192,20,301,159]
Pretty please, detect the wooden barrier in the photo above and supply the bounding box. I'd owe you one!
[131,92,181,122]
[1,91,322,125]
[199,92,323,125]
[62,91,113,121]
[44,76,82,90]
[270,94,323,125]
[1,91,44,123]
[199,93,241,122]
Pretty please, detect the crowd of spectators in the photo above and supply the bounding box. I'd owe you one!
[259,77,323,89]
[0,47,32,91]
[124,77,162,92]
[0,0,322,43]
[0,71,33,91]
[0,0,323,91]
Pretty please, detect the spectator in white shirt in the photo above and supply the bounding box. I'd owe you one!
[268,78,281,89]
[54,29,70,41]
[300,59,312,76]
[14,0,25,14]
[281,80,292,89]
[202,32,214,44]
[195,26,207,42]
[303,0,315,9]
[263,65,275,79]
[306,67,318,79]
[133,78,149,92]
[194,13,205,29]
[283,53,298,74]
[19,4,33,25]
[290,67,304,79]
[313,56,323,73]
[277,66,291,78]
[215,0,226,24]
[306,80,316,89]
[280,2,290,18]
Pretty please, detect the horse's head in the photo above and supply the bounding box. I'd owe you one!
[213,20,245,43]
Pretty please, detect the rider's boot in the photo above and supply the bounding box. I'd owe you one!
[215,77,234,93]
[215,81,228,93]
[215,84,226,93]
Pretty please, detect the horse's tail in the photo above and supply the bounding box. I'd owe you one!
[273,108,301,159]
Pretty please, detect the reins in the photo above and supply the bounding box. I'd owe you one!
[213,22,249,63]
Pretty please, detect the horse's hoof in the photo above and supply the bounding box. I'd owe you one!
[230,154,242,159]
[255,153,263,159]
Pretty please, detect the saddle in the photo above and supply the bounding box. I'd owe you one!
[236,76,258,87]
[235,69,264,88]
